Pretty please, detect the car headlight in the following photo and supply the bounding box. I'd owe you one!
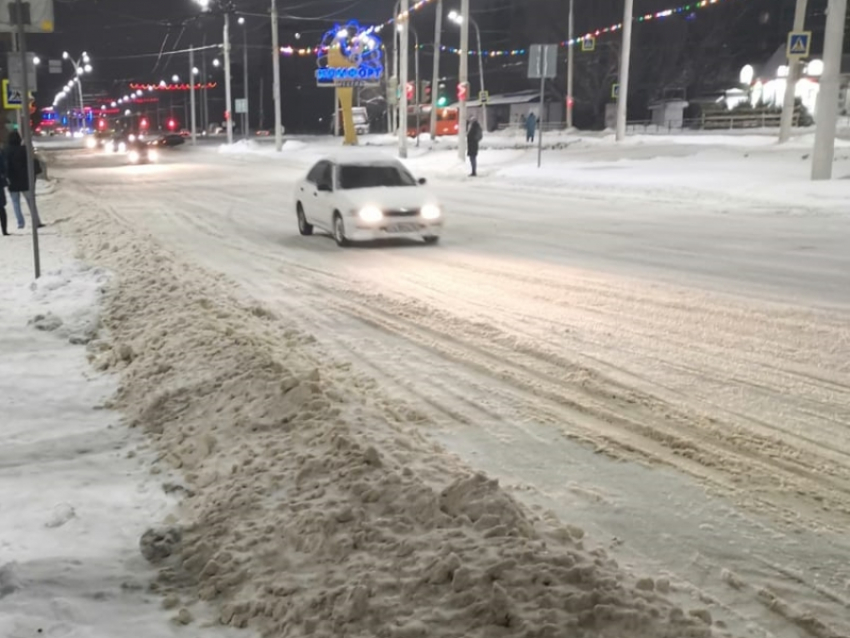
[358,206,384,223]
[85,137,97,149]
[421,204,442,220]
[128,150,140,164]
[148,149,158,162]
[118,142,127,153]
[128,134,136,142]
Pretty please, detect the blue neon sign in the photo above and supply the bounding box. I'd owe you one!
[316,21,384,87]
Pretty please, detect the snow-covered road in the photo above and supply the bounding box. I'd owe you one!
[47,140,850,636]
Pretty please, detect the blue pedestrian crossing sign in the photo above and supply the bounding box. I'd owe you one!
[787,31,812,58]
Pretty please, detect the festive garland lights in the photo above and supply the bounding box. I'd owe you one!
[280,0,737,58]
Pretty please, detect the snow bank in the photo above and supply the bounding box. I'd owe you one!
[218,139,262,154]
[0,235,243,638]
[64,182,722,638]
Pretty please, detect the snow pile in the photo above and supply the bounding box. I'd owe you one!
[218,139,262,154]
[64,202,724,638]
[282,140,307,152]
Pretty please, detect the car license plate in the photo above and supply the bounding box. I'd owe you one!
[386,223,419,234]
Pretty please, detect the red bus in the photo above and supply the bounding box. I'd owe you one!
[407,106,459,137]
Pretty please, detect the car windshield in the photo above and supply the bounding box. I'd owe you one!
[338,164,417,190]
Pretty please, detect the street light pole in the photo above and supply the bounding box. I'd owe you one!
[472,18,486,132]
[414,27,420,146]
[430,0,443,141]
[811,0,848,180]
[458,0,470,161]
[271,0,283,151]
[398,0,410,158]
[190,47,198,145]
[615,0,634,142]
[779,0,809,144]
[567,0,575,129]
[223,12,234,144]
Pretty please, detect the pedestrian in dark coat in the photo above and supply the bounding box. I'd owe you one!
[4,131,41,229]
[0,154,8,236]
[467,116,483,177]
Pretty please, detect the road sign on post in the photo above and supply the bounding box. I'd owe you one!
[528,44,558,168]
[3,78,23,109]
[235,98,247,114]
[787,31,812,58]
[527,44,558,80]
[8,51,37,91]
[479,90,489,104]
[48,58,60,73]
[582,36,596,52]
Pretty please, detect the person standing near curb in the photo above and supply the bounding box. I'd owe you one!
[4,131,42,230]
[467,116,483,177]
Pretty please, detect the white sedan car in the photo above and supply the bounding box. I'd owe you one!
[294,156,443,246]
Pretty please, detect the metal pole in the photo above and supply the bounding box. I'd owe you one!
[811,0,848,180]
[334,87,340,137]
[430,0,443,141]
[567,0,575,129]
[398,0,410,158]
[223,12,234,144]
[14,0,41,278]
[392,0,400,135]
[458,0,469,160]
[538,75,545,167]
[202,34,210,133]
[243,24,249,141]
[415,29,420,146]
[779,0,809,143]
[474,20,486,132]
[271,0,283,151]
[615,0,634,142]
[190,47,198,145]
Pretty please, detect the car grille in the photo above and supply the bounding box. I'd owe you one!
[384,208,420,218]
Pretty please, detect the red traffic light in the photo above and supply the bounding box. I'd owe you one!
[97,119,107,130]
[457,82,469,102]
[405,82,415,101]
[140,118,149,130]
[167,118,177,130]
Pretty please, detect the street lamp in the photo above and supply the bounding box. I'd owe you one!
[172,74,180,83]
[62,51,93,133]
[194,0,235,144]
[448,9,486,131]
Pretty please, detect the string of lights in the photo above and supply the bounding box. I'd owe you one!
[279,0,739,58]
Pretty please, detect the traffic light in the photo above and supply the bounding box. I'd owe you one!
[457,81,469,102]
[421,81,431,104]
[167,118,177,131]
[98,118,107,130]
[437,82,448,106]
[405,82,415,101]
[140,118,149,130]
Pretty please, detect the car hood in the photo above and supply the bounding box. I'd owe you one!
[337,186,437,211]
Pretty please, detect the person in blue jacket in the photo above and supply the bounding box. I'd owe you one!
[525,112,538,143]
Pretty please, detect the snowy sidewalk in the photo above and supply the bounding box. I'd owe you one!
[0,234,241,638]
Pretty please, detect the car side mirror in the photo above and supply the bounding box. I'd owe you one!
[418,177,427,185]
[317,183,332,192]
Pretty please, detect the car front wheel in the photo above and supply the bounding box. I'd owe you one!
[423,236,440,245]
[333,214,350,248]
[297,204,313,236]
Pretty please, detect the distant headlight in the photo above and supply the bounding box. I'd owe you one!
[421,204,442,220]
[148,149,158,162]
[85,137,97,149]
[128,134,136,142]
[358,206,383,223]
[128,150,140,164]
[118,142,127,153]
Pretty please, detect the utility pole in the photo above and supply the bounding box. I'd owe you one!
[430,0,443,141]
[567,0,575,129]
[414,28,420,146]
[202,34,210,133]
[615,0,634,142]
[392,1,400,134]
[242,21,249,140]
[458,0,470,160]
[190,47,197,145]
[13,0,41,278]
[223,12,234,144]
[811,0,848,180]
[779,0,809,143]
[271,0,283,151]
[259,76,265,130]
[398,0,410,158]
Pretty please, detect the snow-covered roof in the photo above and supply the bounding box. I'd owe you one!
[321,151,402,166]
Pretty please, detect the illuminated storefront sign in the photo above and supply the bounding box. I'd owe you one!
[315,21,384,88]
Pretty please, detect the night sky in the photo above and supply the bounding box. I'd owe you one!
[13,0,815,132]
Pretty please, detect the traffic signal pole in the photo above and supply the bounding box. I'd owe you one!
[430,0,443,141]
[457,0,469,160]
[779,0,809,143]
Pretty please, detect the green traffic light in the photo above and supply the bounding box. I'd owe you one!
[437,97,448,106]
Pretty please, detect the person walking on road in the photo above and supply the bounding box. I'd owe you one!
[4,131,42,230]
[525,112,538,143]
[467,116,483,177]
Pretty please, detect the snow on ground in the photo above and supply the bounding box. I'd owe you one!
[46,167,731,638]
[36,132,850,637]
[0,232,247,638]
